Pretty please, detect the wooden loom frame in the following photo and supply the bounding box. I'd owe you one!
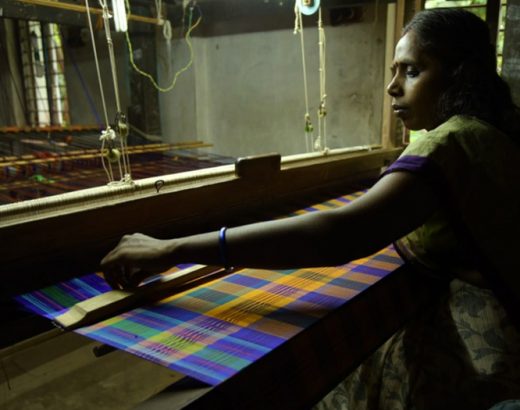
[0,0,413,277]
[1,146,449,410]
[0,147,401,278]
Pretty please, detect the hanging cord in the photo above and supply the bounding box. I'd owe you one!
[316,7,328,152]
[100,129,115,181]
[100,0,121,112]
[99,0,132,181]
[155,0,163,22]
[124,0,201,93]
[84,0,115,182]
[85,0,110,126]
[294,2,313,153]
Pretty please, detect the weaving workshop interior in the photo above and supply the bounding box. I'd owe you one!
[1,0,519,409]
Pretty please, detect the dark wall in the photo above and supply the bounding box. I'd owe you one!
[502,0,520,105]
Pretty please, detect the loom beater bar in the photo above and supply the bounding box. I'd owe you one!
[54,264,236,330]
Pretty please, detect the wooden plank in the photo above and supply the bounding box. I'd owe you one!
[486,0,501,47]
[0,0,159,29]
[0,331,185,409]
[235,153,281,179]
[54,265,233,330]
[0,142,212,167]
[381,2,397,149]
[18,0,160,24]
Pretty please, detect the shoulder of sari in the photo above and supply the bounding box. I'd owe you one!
[381,115,516,196]
[382,115,520,324]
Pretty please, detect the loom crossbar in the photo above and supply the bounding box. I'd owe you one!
[54,264,232,330]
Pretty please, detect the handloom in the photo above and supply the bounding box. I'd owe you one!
[16,191,404,386]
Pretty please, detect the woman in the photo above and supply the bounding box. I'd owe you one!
[313,8,520,409]
[102,8,520,408]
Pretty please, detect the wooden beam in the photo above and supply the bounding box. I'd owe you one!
[381,2,397,149]
[0,148,401,283]
[19,0,160,24]
[486,0,501,48]
[0,0,159,27]
[0,142,211,167]
[381,0,413,148]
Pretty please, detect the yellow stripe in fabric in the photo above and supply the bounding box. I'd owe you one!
[205,268,328,326]
[248,317,303,339]
[348,272,381,285]
[319,284,358,300]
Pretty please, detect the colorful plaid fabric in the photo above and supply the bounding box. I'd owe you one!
[16,192,403,386]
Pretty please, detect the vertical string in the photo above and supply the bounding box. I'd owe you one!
[100,0,132,180]
[295,3,314,153]
[85,0,114,182]
[85,0,109,127]
[317,7,328,151]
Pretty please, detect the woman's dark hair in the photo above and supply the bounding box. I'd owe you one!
[403,8,519,140]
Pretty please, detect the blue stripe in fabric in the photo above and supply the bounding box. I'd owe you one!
[351,264,389,277]
[173,353,237,385]
[264,283,303,298]
[224,273,270,288]
[188,288,236,305]
[210,337,269,361]
[141,304,201,323]
[232,327,286,349]
[329,277,370,291]
[298,291,346,308]
[372,253,403,264]
[77,326,144,350]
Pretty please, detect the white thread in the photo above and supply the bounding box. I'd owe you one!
[84,0,109,127]
[100,0,132,180]
[316,7,328,152]
[124,0,201,93]
[85,0,114,182]
[84,0,132,183]
[294,2,313,153]
[163,20,172,41]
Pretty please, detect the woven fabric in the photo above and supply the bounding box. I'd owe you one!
[16,192,403,385]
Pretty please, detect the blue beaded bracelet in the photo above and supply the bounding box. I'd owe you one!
[218,227,232,271]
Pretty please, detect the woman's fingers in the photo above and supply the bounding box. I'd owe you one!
[100,233,175,289]
[103,266,124,290]
[127,269,153,288]
[103,262,146,289]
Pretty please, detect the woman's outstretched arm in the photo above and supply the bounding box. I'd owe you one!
[101,172,439,288]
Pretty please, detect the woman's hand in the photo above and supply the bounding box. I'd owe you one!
[100,233,176,289]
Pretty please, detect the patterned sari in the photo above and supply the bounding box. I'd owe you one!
[315,115,520,410]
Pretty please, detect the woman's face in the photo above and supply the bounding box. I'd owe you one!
[387,31,447,131]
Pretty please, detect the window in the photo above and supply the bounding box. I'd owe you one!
[18,21,69,127]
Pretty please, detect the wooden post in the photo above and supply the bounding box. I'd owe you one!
[381,0,406,148]
[502,0,520,106]
[486,0,501,48]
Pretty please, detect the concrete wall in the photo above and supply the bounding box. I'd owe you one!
[502,0,520,106]
[64,30,129,128]
[158,4,387,158]
[0,4,387,159]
